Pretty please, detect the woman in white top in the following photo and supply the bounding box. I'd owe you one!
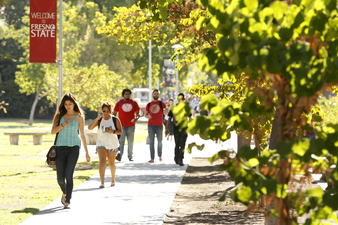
[88,101,122,188]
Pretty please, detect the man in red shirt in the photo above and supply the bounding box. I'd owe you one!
[113,88,140,161]
[145,89,167,163]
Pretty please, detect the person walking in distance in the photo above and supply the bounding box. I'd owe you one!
[166,93,189,166]
[113,88,140,161]
[145,89,167,163]
[163,99,174,140]
[51,92,90,209]
[88,101,122,188]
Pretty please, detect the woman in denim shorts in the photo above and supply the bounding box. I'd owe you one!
[88,101,122,188]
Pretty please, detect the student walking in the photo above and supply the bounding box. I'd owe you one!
[51,92,90,209]
[163,99,174,140]
[145,89,167,163]
[113,88,140,161]
[165,93,189,166]
[88,101,122,188]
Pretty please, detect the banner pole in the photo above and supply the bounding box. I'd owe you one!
[148,39,152,101]
[57,0,63,107]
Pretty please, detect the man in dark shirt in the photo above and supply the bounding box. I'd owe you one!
[165,93,188,166]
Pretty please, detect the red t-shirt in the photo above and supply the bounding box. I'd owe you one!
[113,99,140,127]
[146,101,166,126]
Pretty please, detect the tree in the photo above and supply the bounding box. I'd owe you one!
[8,2,128,125]
[108,0,338,224]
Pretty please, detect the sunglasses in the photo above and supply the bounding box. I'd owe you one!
[102,110,110,113]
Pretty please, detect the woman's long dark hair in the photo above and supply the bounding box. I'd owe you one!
[52,92,84,126]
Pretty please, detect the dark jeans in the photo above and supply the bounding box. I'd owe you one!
[148,125,163,160]
[56,146,79,204]
[174,128,188,163]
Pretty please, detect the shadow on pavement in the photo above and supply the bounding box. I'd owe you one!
[84,174,186,184]
[163,210,264,224]
[11,207,39,215]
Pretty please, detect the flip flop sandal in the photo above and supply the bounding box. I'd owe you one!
[61,194,66,206]
[111,183,115,187]
[99,184,104,188]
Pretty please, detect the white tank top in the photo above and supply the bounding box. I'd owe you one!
[96,115,119,149]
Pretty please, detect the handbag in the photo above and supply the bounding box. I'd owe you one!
[46,131,59,169]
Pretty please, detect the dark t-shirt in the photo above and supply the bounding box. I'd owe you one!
[168,105,191,131]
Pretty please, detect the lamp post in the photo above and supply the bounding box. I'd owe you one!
[57,0,63,107]
[190,71,195,86]
[148,39,152,101]
[172,44,183,95]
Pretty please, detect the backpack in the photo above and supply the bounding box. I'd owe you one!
[98,116,120,140]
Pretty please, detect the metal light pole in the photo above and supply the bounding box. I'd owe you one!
[57,0,63,107]
[172,44,183,95]
[190,71,195,86]
[148,39,152,101]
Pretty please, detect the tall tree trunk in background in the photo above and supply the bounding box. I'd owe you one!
[237,132,251,151]
[29,89,39,126]
[269,108,280,150]
[265,109,280,225]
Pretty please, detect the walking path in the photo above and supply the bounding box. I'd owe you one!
[20,130,325,225]
[20,133,232,225]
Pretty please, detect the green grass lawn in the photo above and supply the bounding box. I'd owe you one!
[0,118,148,225]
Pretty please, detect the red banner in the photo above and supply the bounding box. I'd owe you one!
[29,0,57,63]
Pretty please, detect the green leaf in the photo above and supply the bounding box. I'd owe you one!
[244,0,258,12]
[140,0,147,9]
[270,1,289,21]
[276,141,292,156]
[210,16,220,29]
[187,142,205,154]
[238,145,258,160]
[292,139,310,157]
[248,158,259,167]
[237,186,252,204]
[208,152,219,163]
[198,0,208,7]
[219,191,227,201]
[200,94,218,110]
[279,27,293,41]
[158,3,168,20]
[196,17,206,31]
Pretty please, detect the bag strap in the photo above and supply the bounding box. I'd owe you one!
[159,101,163,112]
[147,101,163,113]
[53,121,60,145]
[98,116,117,128]
[112,116,117,128]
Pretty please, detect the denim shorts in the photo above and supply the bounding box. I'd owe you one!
[96,146,118,153]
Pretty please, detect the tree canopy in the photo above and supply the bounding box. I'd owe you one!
[107,0,338,224]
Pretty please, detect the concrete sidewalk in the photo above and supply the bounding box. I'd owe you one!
[21,134,229,225]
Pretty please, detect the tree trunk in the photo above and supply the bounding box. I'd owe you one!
[237,132,251,151]
[269,108,280,150]
[265,109,280,225]
[29,89,40,126]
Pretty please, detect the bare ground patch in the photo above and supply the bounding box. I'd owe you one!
[164,158,265,225]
